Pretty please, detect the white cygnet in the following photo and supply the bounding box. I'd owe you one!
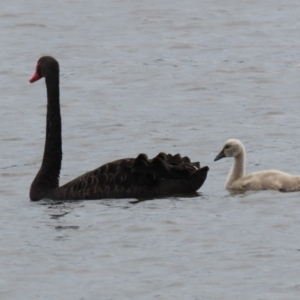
[214,139,300,192]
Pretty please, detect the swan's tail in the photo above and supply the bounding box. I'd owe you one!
[190,166,209,191]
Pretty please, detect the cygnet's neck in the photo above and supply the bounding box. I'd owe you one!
[227,152,245,186]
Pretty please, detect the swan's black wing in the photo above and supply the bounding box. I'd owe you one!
[56,152,209,200]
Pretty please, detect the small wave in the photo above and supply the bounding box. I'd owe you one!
[10,23,48,29]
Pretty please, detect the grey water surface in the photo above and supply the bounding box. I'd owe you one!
[1,0,300,299]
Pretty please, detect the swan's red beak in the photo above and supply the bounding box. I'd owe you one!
[29,62,41,83]
[29,71,41,83]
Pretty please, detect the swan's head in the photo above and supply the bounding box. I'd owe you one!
[29,56,59,83]
[214,139,245,161]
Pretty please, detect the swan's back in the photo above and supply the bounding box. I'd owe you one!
[228,170,300,192]
[54,152,209,200]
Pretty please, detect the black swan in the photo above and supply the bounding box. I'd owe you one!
[214,139,300,192]
[29,56,209,201]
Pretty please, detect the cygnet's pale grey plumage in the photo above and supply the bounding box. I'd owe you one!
[214,139,300,192]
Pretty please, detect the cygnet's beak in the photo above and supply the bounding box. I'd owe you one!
[214,149,225,161]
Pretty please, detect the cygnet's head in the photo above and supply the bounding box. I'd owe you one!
[214,139,245,161]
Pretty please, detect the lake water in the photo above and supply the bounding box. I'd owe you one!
[1,0,300,299]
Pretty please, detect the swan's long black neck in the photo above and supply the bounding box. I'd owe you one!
[30,71,62,200]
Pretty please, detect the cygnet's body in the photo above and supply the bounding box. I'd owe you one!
[214,139,300,192]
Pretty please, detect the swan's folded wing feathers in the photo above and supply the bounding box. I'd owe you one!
[154,152,168,161]
[132,153,150,175]
[167,153,182,164]
[63,153,203,188]
[129,152,201,183]
[59,153,207,199]
[182,156,192,163]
